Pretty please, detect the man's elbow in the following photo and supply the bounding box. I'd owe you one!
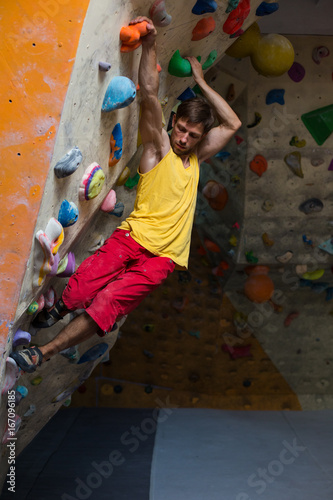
[231,117,242,132]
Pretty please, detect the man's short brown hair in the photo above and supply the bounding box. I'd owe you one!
[175,96,216,134]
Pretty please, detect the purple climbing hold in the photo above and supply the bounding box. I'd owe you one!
[328,159,333,171]
[99,62,111,72]
[288,62,305,83]
[256,1,279,16]
[78,343,109,364]
[13,328,31,348]
[266,89,285,105]
[192,0,217,15]
[57,252,75,277]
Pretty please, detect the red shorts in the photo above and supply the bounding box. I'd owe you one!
[62,229,175,334]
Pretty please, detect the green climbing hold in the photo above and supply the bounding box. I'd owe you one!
[245,251,258,263]
[125,173,140,189]
[202,50,217,70]
[301,103,333,145]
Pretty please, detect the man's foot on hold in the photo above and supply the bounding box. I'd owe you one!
[10,347,43,373]
[32,299,69,329]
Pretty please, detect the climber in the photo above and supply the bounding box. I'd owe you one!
[10,16,241,373]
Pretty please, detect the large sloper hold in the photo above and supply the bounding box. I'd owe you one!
[301,103,333,146]
[102,76,136,112]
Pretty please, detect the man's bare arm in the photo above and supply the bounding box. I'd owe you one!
[131,17,169,173]
[186,57,242,164]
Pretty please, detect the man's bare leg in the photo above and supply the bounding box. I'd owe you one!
[40,312,99,361]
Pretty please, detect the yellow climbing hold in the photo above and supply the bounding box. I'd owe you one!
[31,376,43,386]
[229,235,238,246]
[302,269,325,280]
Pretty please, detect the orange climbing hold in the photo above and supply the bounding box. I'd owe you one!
[250,154,268,177]
[191,16,216,41]
[120,21,149,52]
[244,265,274,303]
[202,180,228,210]
[204,239,221,253]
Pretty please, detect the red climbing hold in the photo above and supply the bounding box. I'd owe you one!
[250,154,268,177]
[223,0,250,35]
[284,311,299,327]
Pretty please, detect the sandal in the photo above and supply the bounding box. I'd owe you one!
[32,299,69,329]
[10,346,43,373]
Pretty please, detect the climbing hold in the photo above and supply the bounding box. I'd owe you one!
[54,146,82,178]
[311,282,329,293]
[24,404,36,417]
[34,218,64,286]
[311,157,324,167]
[229,235,238,247]
[266,89,285,105]
[109,123,123,167]
[226,83,235,102]
[226,0,240,13]
[202,50,217,70]
[299,198,324,214]
[149,0,172,27]
[143,324,155,333]
[302,269,325,280]
[256,1,279,16]
[244,266,274,303]
[177,87,196,101]
[168,50,192,77]
[192,17,216,41]
[78,162,105,201]
[245,251,258,263]
[101,189,117,213]
[301,103,333,146]
[226,21,294,77]
[223,0,250,35]
[202,180,228,210]
[58,200,79,227]
[235,135,243,145]
[312,46,330,65]
[302,234,313,246]
[262,199,274,212]
[60,345,79,362]
[215,150,231,161]
[100,384,113,396]
[98,61,111,72]
[326,287,333,301]
[284,152,303,178]
[296,265,308,275]
[289,136,306,148]
[192,0,217,15]
[145,385,153,394]
[102,76,136,112]
[189,330,200,339]
[288,61,305,82]
[120,21,149,52]
[109,202,125,217]
[2,358,20,395]
[172,296,189,313]
[222,344,252,360]
[78,343,109,364]
[318,237,333,255]
[125,172,140,189]
[13,328,31,348]
[275,251,293,264]
[328,159,333,171]
[212,260,229,277]
[27,301,39,315]
[250,154,268,177]
[143,349,154,359]
[117,166,131,186]
[31,375,43,386]
[44,286,56,309]
[262,233,274,247]
[243,379,251,388]
[114,385,123,394]
[284,311,299,327]
[247,112,262,128]
[56,252,75,277]
[16,385,28,398]
[204,239,220,252]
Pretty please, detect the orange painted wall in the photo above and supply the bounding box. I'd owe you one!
[0,0,90,348]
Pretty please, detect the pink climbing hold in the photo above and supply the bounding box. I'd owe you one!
[100,189,117,213]
[2,358,21,395]
[222,344,252,360]
[312,46,330,65]
[284,311,299,327]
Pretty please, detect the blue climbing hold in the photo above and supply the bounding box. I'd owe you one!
[58,200,79,227]
[256,1,279,16]
[266,89,285,105]
[226,0,240,13]
[192,0,217,15]
[78,343,109,364]
[102,76,136,112]
[318,237,333,255]
[215,150,231,161]
[311,282,329,293]
[326,287,333,301]
[299,279,312,288]
[109,202,125,217]
[177,87,197,101]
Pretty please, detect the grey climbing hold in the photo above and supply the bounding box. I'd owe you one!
[299,198,324,214]
[54,146,83,178]
[99,61,111,72]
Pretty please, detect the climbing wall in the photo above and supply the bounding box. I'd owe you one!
[0,0,265,491]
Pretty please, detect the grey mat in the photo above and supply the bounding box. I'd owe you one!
[150,409,333,500]
[1,408,158,500]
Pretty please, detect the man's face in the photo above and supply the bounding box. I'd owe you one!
[170,116,205,157]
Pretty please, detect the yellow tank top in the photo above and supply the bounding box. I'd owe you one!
[119,148,199,268]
